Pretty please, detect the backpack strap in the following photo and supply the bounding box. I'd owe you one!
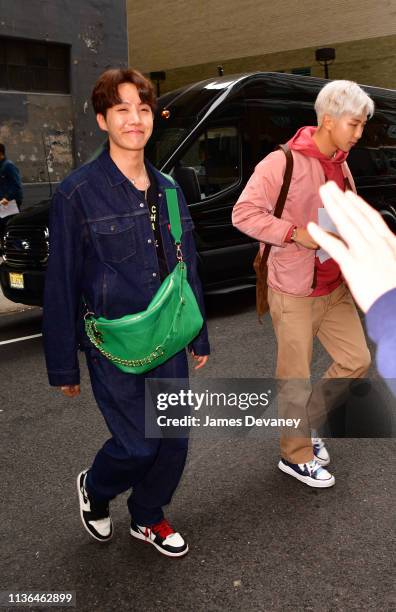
[258,144,294,275]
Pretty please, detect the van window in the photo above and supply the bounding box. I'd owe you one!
[244,99,317,160]
[146,125,191,168]
[176,125,241,199]
[348,110,396,179]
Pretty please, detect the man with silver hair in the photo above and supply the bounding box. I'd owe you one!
[233,80,374,488]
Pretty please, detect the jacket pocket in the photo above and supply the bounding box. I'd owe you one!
[91,217,136,263]
[269,248,315,295]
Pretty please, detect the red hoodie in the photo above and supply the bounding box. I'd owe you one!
[287,126,345,296]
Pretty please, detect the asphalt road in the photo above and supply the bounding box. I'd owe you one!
[0,292,395,612]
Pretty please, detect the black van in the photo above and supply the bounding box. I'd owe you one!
[2,71,396,306]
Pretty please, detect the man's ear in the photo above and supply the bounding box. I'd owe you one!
[96,113,108,132]
[322,114,335,133]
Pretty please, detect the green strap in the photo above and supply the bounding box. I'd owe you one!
[165,188,182,244]
[160,172,182,244]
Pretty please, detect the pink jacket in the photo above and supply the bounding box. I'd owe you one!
[232,149,356,296]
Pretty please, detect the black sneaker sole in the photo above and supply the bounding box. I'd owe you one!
[76,471,113,542]
[130,526,189,558]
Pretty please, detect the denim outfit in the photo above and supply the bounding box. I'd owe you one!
[43,149,210,525]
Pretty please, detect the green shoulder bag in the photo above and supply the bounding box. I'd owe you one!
[84,176,204,374]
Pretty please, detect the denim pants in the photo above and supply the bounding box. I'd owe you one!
[84,347,189,526]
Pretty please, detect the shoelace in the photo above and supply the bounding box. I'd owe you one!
[150,519,175,539]
[304,459,322,475]
[312,437,324,449]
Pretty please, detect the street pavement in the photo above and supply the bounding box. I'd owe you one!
[0,287,34,316]
[0,291,395,612]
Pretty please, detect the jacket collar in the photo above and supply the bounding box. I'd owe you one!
[97,148,128,187]
[96,147,172,190]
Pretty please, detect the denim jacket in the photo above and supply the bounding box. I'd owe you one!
[42,149,210,386]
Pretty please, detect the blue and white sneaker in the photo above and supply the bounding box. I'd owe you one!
[278,458,335,488]
[312,436,330,466]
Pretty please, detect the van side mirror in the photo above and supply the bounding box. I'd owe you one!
[173,166,201,204]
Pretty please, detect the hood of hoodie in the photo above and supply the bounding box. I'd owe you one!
[287,126,347,188]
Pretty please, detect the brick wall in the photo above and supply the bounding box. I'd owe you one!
[0,0,128,205]
[127,0,396,92]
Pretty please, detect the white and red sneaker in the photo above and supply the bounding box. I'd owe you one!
[130,518,188,557]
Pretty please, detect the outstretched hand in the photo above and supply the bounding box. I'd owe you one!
[308,181,396,313]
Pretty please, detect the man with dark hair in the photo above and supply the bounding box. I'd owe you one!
[0,143,23,251]
[0,144,23,208]
[43,68,209,557]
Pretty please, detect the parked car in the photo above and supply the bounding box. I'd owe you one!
[2,71,396,306]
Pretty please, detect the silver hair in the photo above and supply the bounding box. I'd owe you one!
[314,80,375,125]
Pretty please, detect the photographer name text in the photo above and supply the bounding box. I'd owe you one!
[157,415,301,428]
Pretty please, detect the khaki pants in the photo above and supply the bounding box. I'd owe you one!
[268,283,371,464]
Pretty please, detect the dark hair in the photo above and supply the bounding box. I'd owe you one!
[91,68,156,116]
[0,143,5,156]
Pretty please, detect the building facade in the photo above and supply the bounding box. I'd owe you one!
[127,0,396,94]
[0,0,128,206]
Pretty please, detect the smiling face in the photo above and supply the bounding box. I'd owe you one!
[324,112,367,153]
[96,82,153,153]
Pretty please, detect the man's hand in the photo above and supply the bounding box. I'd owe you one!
[191,352,209,370]
[0,198,9,206]
[308,181,396,312]
[293,227,319,250]
[60,385,80,397]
